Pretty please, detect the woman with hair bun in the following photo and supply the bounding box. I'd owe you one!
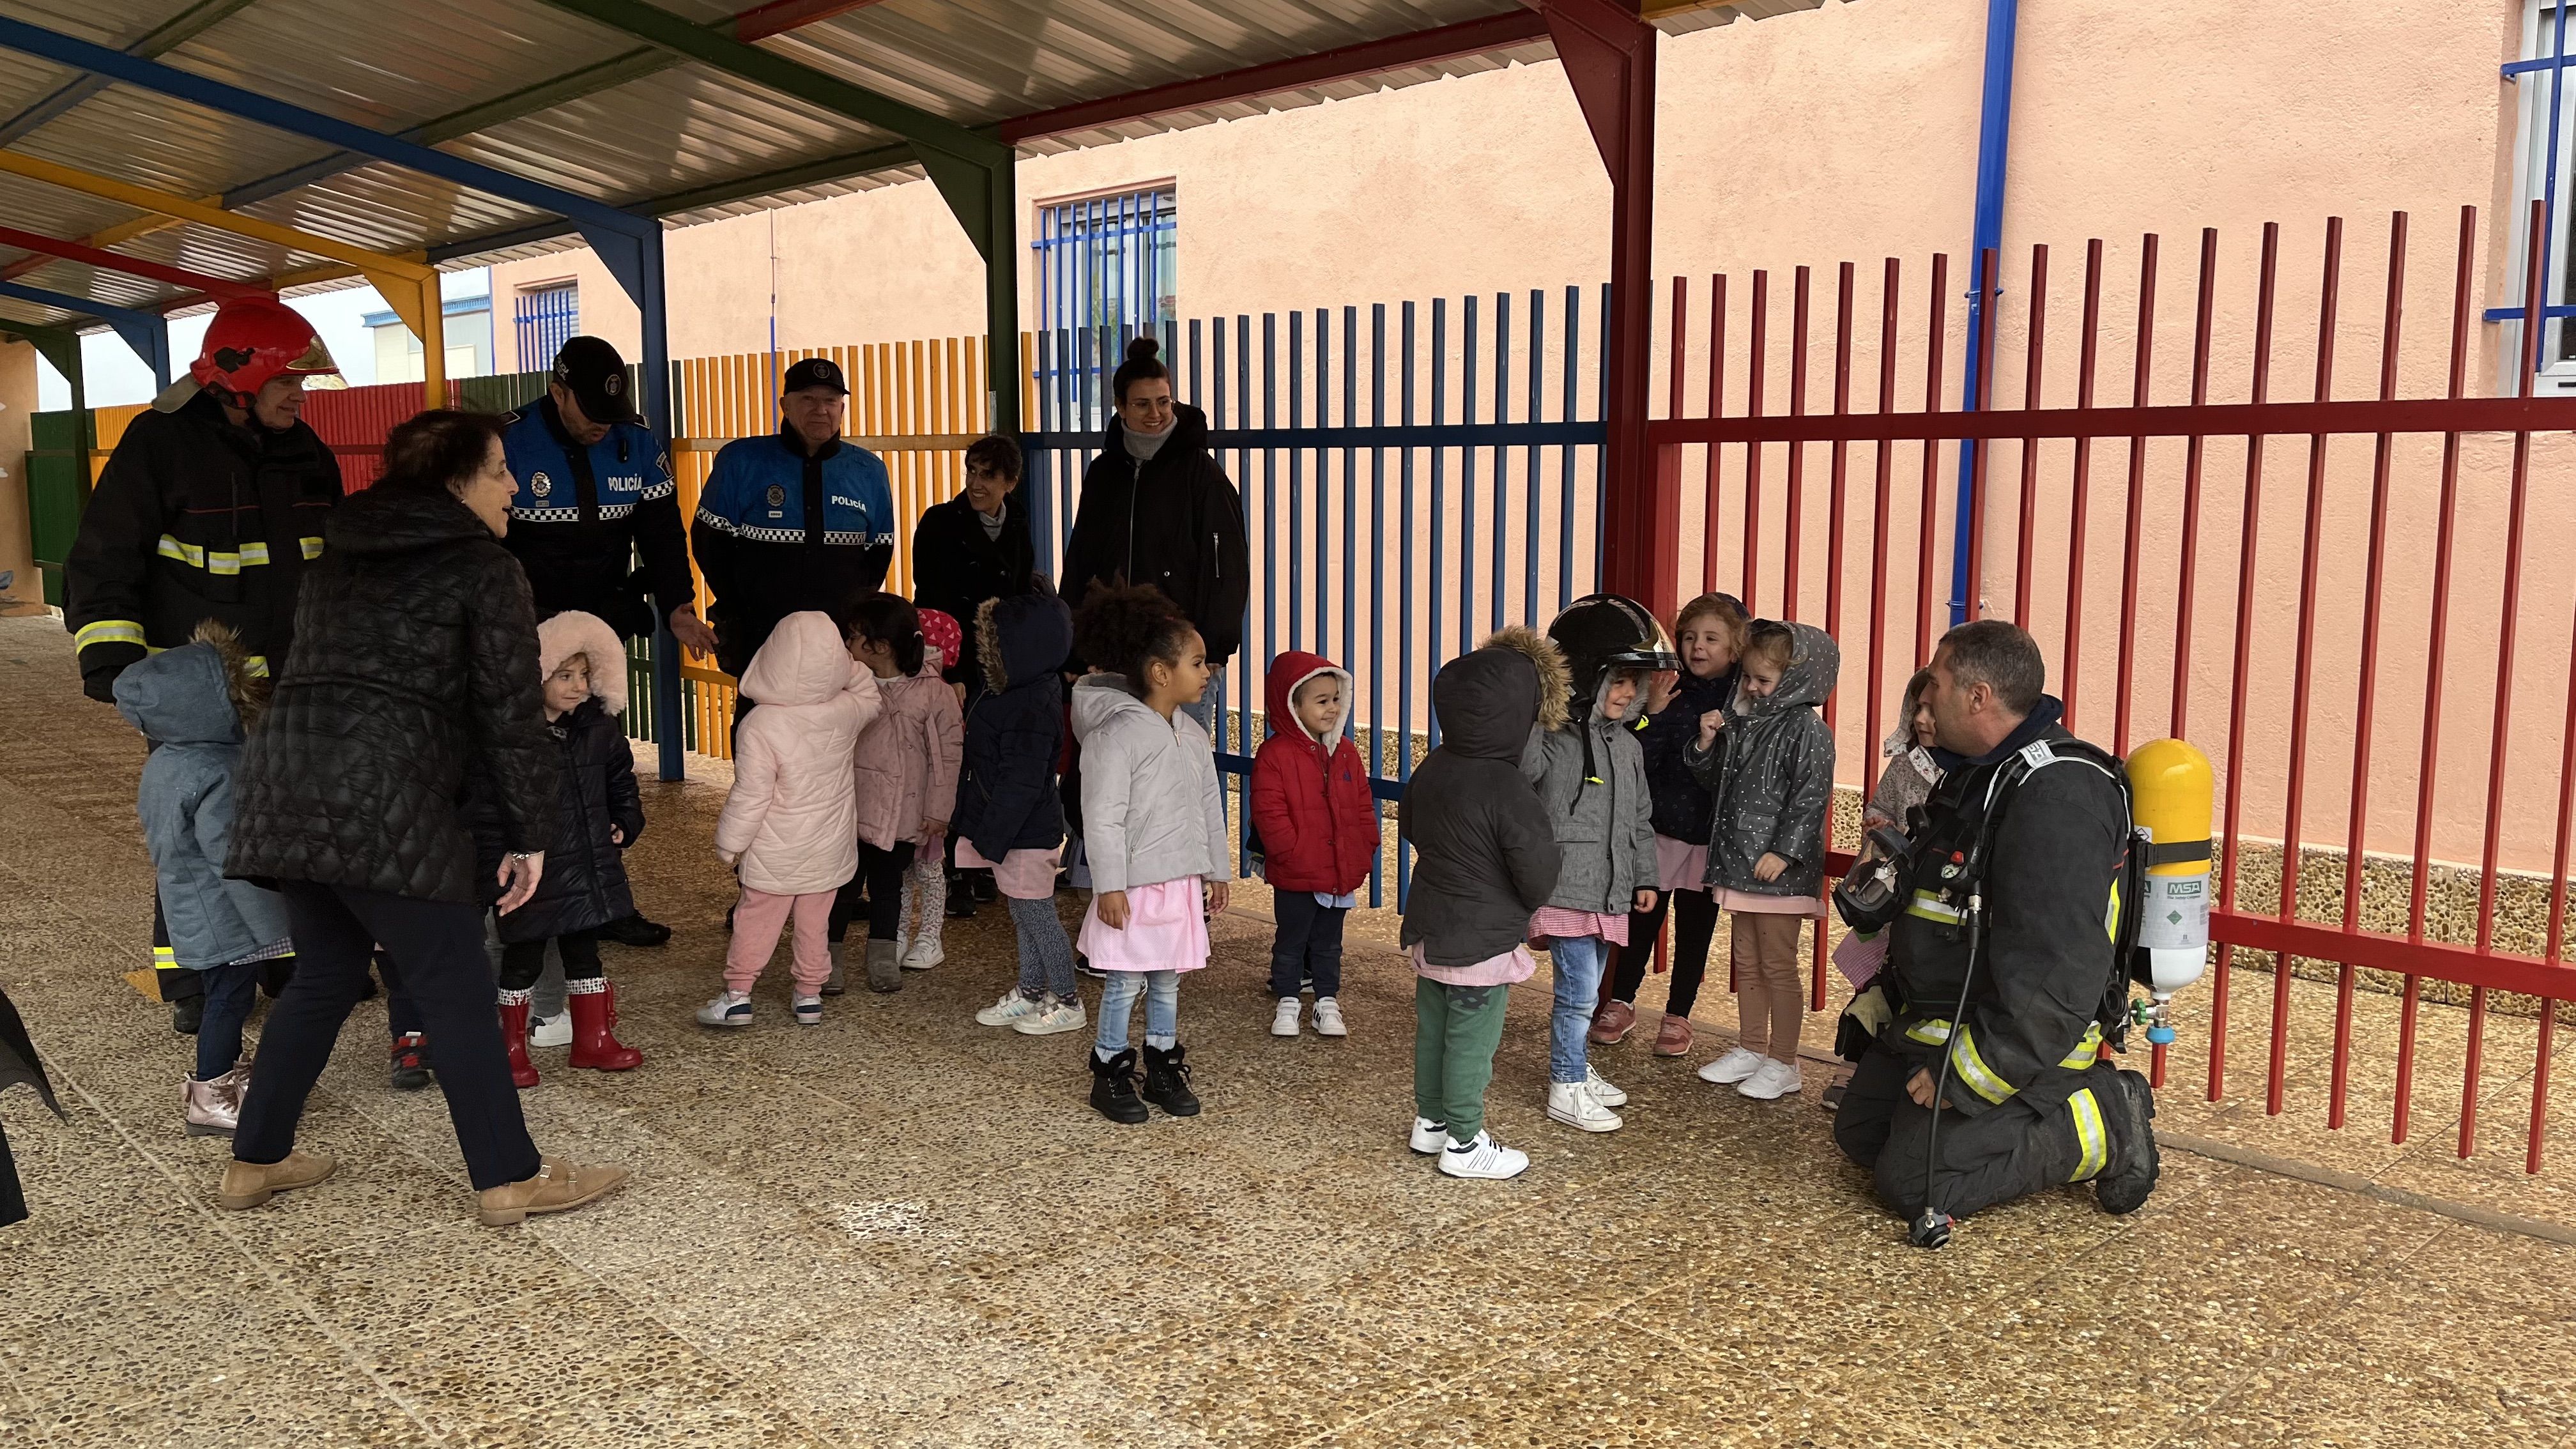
[1059,337,1250,733]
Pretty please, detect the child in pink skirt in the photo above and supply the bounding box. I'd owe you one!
[1068,584,1231,1124]
[699,611,883,1029]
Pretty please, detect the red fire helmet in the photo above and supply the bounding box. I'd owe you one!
[188,296,339,397]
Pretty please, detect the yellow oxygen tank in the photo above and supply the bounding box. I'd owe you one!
[2125,739,2214,1043]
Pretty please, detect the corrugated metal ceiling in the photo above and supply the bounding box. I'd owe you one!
[0,0,1816,325]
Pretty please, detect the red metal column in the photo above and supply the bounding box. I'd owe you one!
[1544,0,1667,609]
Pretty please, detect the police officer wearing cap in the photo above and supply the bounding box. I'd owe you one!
[497,337,708,950]
[498,337,714,657]
[690,356,896,705]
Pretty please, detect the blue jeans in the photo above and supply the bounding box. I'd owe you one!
[194,960,262,1082]
[1094,969,1181,1057]
[1547,935,1610,1084]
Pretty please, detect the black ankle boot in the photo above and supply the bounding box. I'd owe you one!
[1141,1043,1200,1117]
[1090,1048,1147,1124]
[2093,1068,2160,1215]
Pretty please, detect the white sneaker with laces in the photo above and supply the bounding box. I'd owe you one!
[1409,1117,1449,1154]
[1738,1059,1804,1101]
[1439,1131,1531,1180]
[1546,1080,1623,1133]
[528,1012,572,1048]
[975,988,1045,1027]
[1584,1062,1627,1107]
[1697,1046,1767,1085]
[694,990,753,1028]
[1013,997,1088,1036]
[1271,997,1301,1037]
[1313,997,1348,1037]
[901,937,945,971]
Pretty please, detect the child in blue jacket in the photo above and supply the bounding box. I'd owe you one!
[114,622,293,1139]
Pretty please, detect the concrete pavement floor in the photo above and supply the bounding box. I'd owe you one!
[0,614,2567,1448]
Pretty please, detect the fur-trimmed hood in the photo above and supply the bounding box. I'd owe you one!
[976,582,1074,695]
[1478,625,1570,733]
[537,610,629,717]
[112,619,270,746]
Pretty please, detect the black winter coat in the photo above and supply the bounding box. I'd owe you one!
[1061,404,1250,667]
[228,487,558,904]
[64,388,342,696]
[468,697,643,941]
[1399,640,1568,968]
[954,587,1073,860]
[0,979,65,1228]
[911,492,1034,688]
[1639,667,1736,845]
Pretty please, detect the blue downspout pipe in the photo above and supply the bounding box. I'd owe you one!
[1949,0,2019,625]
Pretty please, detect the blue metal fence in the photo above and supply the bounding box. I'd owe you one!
[1023,288,1612,907]
[514,282,578,372]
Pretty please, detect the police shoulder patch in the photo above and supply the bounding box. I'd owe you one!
[2018,740,2058,770]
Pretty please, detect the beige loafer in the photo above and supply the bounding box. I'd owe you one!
[217,1151,336,1210]
[478,1158,631,1227]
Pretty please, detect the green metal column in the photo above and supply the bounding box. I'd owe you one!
[538,0,1020,433]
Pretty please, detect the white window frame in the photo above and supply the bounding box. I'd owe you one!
[2506,1,2576,390]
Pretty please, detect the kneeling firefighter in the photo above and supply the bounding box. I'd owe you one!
[1829,619,2163,1243]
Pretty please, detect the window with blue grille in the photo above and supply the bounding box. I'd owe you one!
[1031,187,1177,427]
[514,282,579,373]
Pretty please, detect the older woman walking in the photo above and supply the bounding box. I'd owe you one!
[220,410,627,1227]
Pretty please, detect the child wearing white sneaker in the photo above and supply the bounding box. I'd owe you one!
[1068,585,1231,1125]
[843,594,963,995]
[702,612,883,1029]
[960,585,1087,1038]
[1688,620,1839,1101]
[891,607,967,975]
[1251,650,1381,1040]
[1521,597,1676,1134]
[1400,633,1566,1180]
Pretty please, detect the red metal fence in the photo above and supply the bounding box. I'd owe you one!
[301,379,463,491]
[1649,204,2576,1172]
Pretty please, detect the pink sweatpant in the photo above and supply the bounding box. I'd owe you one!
[725,887,836,994]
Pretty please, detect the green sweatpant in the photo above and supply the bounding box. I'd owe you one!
[1414,977,1513,1146]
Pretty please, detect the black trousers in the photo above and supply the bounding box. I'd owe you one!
[1832,1044,2098,1220]
[499,930,602,991]
[1609,886,1719,1016]
[846,840,916,940]
[1268,890,1347,998]
[236,883,542,1192]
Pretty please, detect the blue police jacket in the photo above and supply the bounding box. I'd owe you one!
[689,425,896,675]
[498,398,693,638]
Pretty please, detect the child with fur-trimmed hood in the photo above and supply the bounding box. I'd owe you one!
[116,620,291,1139]
[1250,650,1381,1039]
[470,610,647,1086]
[1517,594,1675,1135]
[962,582,1087,1038]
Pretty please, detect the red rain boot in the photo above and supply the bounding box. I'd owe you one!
[497,993,540,1089]
[566,981,643,1071]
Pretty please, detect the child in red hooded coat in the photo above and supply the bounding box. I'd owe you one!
[1250,651,1382,1038]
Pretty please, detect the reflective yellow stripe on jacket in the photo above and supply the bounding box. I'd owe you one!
[1913,1020,2103,1080]
[157,534,273,574]
[75,619,147,651]
[1947,1022,2018,1105]
[299,535,324,560]
[1905,889,1963,924]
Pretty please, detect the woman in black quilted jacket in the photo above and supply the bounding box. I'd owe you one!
[221,410,627,1228]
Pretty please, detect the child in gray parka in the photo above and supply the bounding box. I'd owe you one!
[1521,595,1674,1135]
[1687,619,1839,1103]
[114,621,294,1140]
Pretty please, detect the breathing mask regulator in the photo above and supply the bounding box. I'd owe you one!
[1887,735,2214,1250]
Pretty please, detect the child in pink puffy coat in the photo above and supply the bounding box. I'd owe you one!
[842,594,963,994]
[700,611,884,1029]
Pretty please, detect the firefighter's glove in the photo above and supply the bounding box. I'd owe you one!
[1836,982,1893,1064]
[81,646,144,703]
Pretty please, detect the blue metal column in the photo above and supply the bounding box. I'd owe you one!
[0,279,170,388]
[637,226,686,781]
[1949,0,2018,625]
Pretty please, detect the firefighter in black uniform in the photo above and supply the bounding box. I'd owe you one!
[64,297,344,1029]
[1832,620,2163,1229]
[497,336,710,947]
